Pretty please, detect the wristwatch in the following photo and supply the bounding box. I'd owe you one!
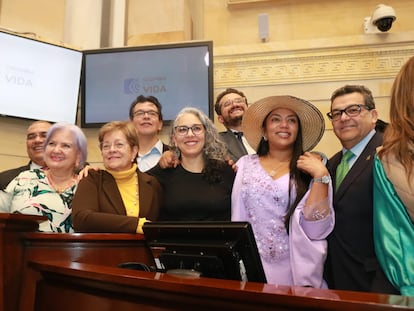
[313,175,330,184]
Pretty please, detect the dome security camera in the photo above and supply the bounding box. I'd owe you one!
[364,4,396,34]
[371,4,396,32]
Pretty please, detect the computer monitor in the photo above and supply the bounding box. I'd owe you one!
[80,40,213,128]
[0,30,82,124]
[143,221,267,283]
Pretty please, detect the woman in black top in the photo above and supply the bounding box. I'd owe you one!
[149,107,235,221]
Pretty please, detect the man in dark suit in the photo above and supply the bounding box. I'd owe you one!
[214,88,255,162]
[324,85,398,294]
[0,120,51,189]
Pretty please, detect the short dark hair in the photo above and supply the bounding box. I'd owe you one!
[330,85,376,109]
[129,95,163,121]
[214,88,247,115]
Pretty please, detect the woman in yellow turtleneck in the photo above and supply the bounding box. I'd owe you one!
[72,121,162,233]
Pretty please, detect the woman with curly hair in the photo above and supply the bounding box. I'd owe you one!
[148,107,235,221]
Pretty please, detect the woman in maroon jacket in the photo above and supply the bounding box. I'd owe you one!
[72,121,162,233]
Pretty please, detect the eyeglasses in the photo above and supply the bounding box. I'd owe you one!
[327,104,373,121]
[133,110,159,118]
[174,124,204,136]
[221,97,246,109]
[100,141,129,151]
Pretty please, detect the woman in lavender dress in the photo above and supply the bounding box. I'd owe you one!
[232,95,334,287]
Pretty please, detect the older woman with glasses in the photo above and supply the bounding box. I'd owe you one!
[0,122,87,232]
[72,121,162,233]
[148,107,235,221]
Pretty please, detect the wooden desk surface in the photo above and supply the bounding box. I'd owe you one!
[0,213,154,311]
[32,261,414,311]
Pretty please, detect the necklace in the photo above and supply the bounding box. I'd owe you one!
[126,172,140,216]
[263,155,290,178]
[133,173,139,206]
[47,172,77,194]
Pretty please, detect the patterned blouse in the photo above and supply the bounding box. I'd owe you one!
[232,154,334,287]
[0,169,75,232]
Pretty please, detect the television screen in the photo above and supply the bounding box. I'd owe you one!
[81,41,213,128]
[0,31,82,124]
[143,221,267,283]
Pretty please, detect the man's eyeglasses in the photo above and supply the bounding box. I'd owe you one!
[327,104,373,121]
[221,97,246,109]
[100,141,129,152]
[133,110,159,118]
[174,124,204,136]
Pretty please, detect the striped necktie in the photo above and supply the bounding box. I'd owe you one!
[336,150,354,191]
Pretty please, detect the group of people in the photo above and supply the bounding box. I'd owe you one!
[1,55,413,296]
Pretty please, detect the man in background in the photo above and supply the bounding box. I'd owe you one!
[214,88,255,162]
[129,95,169,172]
[324,84,398,294]
[0,120,51,189]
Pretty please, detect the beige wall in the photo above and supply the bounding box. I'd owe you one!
[205,0,414,45]
[0,0,64,43]
[127,0,192,45]
[1,0,414,171]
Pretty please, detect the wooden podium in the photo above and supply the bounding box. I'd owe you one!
[31,261,413,311]
[0,213,152,311]
[0,213,44,311]
[1,213,413,311]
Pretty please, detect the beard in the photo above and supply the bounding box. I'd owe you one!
[223,114,243,128]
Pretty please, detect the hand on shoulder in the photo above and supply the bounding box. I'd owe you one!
[158,150,180,169]
[77,165,101,181]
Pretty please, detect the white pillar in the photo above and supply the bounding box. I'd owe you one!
[63,0,103,49]
[109,0,126,47]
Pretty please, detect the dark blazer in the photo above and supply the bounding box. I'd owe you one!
[72,169,163,233]
[325,131,397,294]
[161,143,170,153]
[0,163,31,190]
[219,129,248,162]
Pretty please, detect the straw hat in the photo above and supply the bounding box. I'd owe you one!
[242,95,325,152]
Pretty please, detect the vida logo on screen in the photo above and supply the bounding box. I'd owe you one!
[124,78,141,94]
[124,77,167,94]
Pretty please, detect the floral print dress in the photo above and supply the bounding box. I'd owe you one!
[0,169,75,232]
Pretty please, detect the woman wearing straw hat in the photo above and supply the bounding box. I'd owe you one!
[231,95,334,287]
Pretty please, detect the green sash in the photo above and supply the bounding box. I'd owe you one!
[373,156,414,296]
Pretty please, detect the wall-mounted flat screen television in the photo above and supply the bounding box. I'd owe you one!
[81,41,213,128]
[0,30,82,124]
[143,221,267,283]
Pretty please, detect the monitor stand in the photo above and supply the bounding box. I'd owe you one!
[166,269,201,279]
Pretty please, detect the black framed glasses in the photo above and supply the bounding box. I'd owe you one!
[174,124,204,136]
[133,109,159,118]
[327,104,373,121]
